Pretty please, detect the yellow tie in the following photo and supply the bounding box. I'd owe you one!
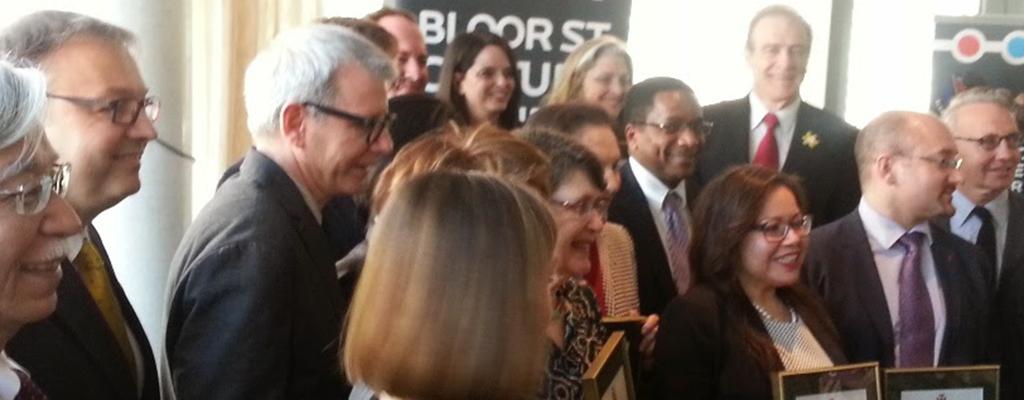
[75,240,138,381]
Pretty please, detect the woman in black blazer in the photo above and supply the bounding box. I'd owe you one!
[653,166,847,399]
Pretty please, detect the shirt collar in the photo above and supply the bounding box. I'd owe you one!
[951,189,1010,228]
[628,157,688,208]
[749,93,800,131]
[858,198,933,249]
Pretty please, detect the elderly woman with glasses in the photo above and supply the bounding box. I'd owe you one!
[653,165,846,400]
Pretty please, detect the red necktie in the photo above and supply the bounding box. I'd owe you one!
[753,113,780,170]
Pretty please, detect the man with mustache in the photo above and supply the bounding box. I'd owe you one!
[610,77,706,315]
[936,88,1024,398]
[697,5,859,226]
[0,59,83,400]
[1,11,161,400]
[165,25,393,399]
[804,111,992,368]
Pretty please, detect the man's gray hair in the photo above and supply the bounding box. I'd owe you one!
[941,86,1017,128]
[244,24,396,139]
[0,10,136,63]
[0,59,47,180]
[746,5,813,52]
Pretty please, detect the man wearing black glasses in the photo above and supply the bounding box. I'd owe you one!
[165,25,393,400]
[610,77,705,316]
[938,87,1024,399]
[0,11,161,400]
[697,5,859,227]
[804,111,992,370]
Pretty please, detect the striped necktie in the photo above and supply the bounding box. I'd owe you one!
[75,240,137,381]
[662,192,691,295]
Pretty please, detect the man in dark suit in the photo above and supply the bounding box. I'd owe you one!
[609,77,706,315]
[937,87,1024,397]
[1,11,162,400]
[698,5,859,226]
[0,60,84,400]
[164,25,394,399]
[805,111,992,368]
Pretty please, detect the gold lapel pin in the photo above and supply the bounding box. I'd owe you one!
[802,131,820,149]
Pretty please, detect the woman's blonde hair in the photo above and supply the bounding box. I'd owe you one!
[544,35,632,107]
[344,171,557,399]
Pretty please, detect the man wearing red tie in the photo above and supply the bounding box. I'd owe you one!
[0,60,84,400]
[697,5,860,226]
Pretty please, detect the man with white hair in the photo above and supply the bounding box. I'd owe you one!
[0,60,83,399]
[0,11,161,400]
[165,24,394,399]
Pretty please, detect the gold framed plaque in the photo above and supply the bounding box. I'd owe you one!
[883,365,999,400]
[582,331,635,400]
[772,362,881,400]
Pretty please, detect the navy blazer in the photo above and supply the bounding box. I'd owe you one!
[803,211,993,367]
[653,286,847,400]
[608,161,697,316]
[165,149,348,399]
[8,225,159,400]
[698,97,860,226]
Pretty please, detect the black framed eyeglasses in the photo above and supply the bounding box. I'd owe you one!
[303,102,394,144]
[0,163,70,216]
[47,93,160,126]
[954,132,1023,151]
[634,118,713,137]
[752,214,812,242]
[549,197,611,220]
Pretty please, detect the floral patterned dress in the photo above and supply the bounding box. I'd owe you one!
[542,279,608,400]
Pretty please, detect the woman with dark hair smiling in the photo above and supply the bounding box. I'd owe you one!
[437,31,521,130]
[653,165,846,399]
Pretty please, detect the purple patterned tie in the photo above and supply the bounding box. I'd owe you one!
[13,369,48,400]
[663,192,691,295]
[896,231,935,367]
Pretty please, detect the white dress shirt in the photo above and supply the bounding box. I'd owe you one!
[858,199,946,366]
[0,352,24,400]
[627,157,689,258]
[748,94,800,167]
[950,190,1009,277]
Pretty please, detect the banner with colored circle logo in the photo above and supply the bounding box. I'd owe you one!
[389,0,632,122]
[933,16,1024,194]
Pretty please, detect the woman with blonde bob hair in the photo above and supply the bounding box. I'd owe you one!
[344,171,557,400]
[545,35,632,117]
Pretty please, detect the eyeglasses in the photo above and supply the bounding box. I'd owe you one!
[550,197,611,219]
[0,163,70,215]
[634,118,713,137]
[47,93,160,126]
[908,155,964,170]
[954,132,1023,151]
[303,102,395,144]
[752,215,812,242]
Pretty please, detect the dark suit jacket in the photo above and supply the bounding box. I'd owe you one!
[653,286,846,400]
[698,97,860,226]
[932,191,1024,290]
[165,149,348,399]
[8,225,159,400]
[803,211,992,367]
[608,161,698,316]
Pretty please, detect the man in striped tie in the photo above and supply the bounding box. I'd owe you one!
[698,4,860,227]
[0,59,83,400]
[1,11,161,400]
[610,77,707,316]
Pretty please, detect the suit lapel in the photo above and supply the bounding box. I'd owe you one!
[929,229,962,365]
[844,212,897,364]
[782,102,814,175]
[1001,195,1024,286]
[52,258,137,400]
[719,98,752,165]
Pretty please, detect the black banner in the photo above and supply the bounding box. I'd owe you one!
[390,0,633,122]
[932,16,1024,193]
